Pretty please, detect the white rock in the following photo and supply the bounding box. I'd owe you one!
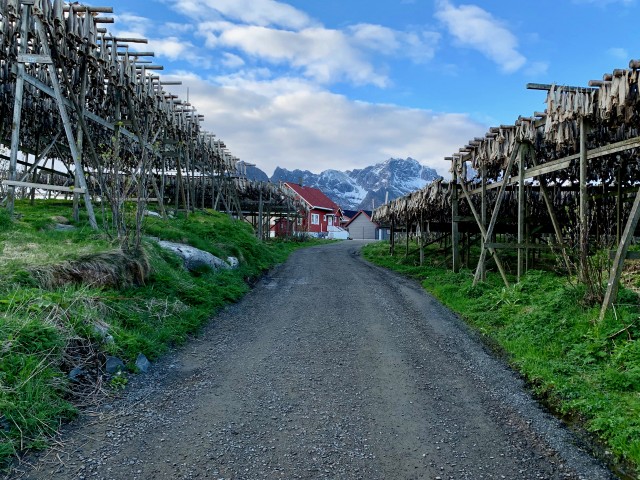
[157,241,231,272]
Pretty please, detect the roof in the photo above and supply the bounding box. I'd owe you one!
[284,182,341,212]
[342,209,359,220]
[344,210,378,228]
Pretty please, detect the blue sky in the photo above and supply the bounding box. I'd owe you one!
[100,0,638,176]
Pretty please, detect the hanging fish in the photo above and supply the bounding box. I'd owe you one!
[52,0,63,26]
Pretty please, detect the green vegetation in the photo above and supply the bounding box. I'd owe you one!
[0,200,321,468]
[363,241,640,478]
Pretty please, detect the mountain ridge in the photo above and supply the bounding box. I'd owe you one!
[245,158,440,210]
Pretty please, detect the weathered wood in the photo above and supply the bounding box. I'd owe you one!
[473,144,521,285]
[456,168,510,287]
[526,83,596,93]
[608,250,640,260]
[530,156,573,274]
[2,180,86,194]
[579,118,589,282]
[467,136,640,196]
[485,242,558,250]
[6,1,30,216]
[517,146,526,281]
[452,167,460,273]
[601,187,640,320]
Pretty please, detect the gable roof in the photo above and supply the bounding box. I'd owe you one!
[284,182,341,212]
[342,209,359,220]
[344,210,378,228]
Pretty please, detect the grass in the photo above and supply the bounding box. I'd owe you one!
[0,200,324,469]
[363,241,640,478]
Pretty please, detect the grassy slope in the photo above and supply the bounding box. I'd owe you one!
[362,241,640,478]
[0,200,319,467]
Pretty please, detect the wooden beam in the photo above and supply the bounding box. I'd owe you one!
[518,146,526,281]
[485,242,559,250]
[526,83,597,93]
[468,136,640,195]
[473,144,521,285]
[452,166,460,273]
[579,118,589,282]
[2,180,86,194]
[457,172,510,287]
[608,250,640,260]
[601,187,640,321]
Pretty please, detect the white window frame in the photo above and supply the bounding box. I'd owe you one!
[311,213,320,225]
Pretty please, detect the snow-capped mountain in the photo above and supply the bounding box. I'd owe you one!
[268,157,440,210]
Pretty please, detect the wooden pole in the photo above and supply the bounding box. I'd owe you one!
[600,186,640,320]
[258,190,264,240]
[419,211,424,266]
[617,161,623,244]
[473,144,521,285]
[457,173,510,288]
[481,165,487,281]
[33,16,97,229]
[579,118,589,282]
[7,2,30,216]
[452,165,460,273]
[518,146,526,282]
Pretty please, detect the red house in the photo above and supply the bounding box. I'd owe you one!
[271,182,344,237]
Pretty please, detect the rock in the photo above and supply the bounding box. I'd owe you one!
[105,356,125,374]
[92,320,111,338]
[51,215,69,224]
[157,240,231,272]
[54,223,76,231]
[145,210,162,218]
[226,256,239,269]
[68,366,87,382]
[135,353,151,373]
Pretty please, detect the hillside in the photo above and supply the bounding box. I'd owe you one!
[0,201,321,469]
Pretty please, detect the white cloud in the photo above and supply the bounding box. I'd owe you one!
[221,53,246,69]
[435,0,526,73]
[349,24,440,62]
[161,72,485,177]
[199,23,387,86]
[524,61,549,77]
[171,0,314,29]
[607,47,629,61]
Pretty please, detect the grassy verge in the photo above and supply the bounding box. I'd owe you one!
[0,200,324,468]
[362,241,640,478]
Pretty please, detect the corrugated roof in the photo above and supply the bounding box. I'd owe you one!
[284,182,341,212]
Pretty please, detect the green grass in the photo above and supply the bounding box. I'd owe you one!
[363,241,640,478]
[0,200,323,468]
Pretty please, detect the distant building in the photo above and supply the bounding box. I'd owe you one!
[271,182,347,238]
[344,210,381,240]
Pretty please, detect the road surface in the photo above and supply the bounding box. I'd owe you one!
[9,241,614,479]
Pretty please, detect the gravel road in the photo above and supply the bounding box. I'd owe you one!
[9,241,614,480]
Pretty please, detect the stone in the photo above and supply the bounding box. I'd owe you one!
[135,353,151,373]
[226,256,239,269]
[93,320,110,336]
[157,240,231,272]
[54,223,76,231]
[105,356,125,374]
[145,210,162,218]
[51,215,69,224]
[68,366,87,382]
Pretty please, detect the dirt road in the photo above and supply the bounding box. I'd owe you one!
[10,241,613,479]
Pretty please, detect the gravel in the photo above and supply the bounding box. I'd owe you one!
[7,241,615,480]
